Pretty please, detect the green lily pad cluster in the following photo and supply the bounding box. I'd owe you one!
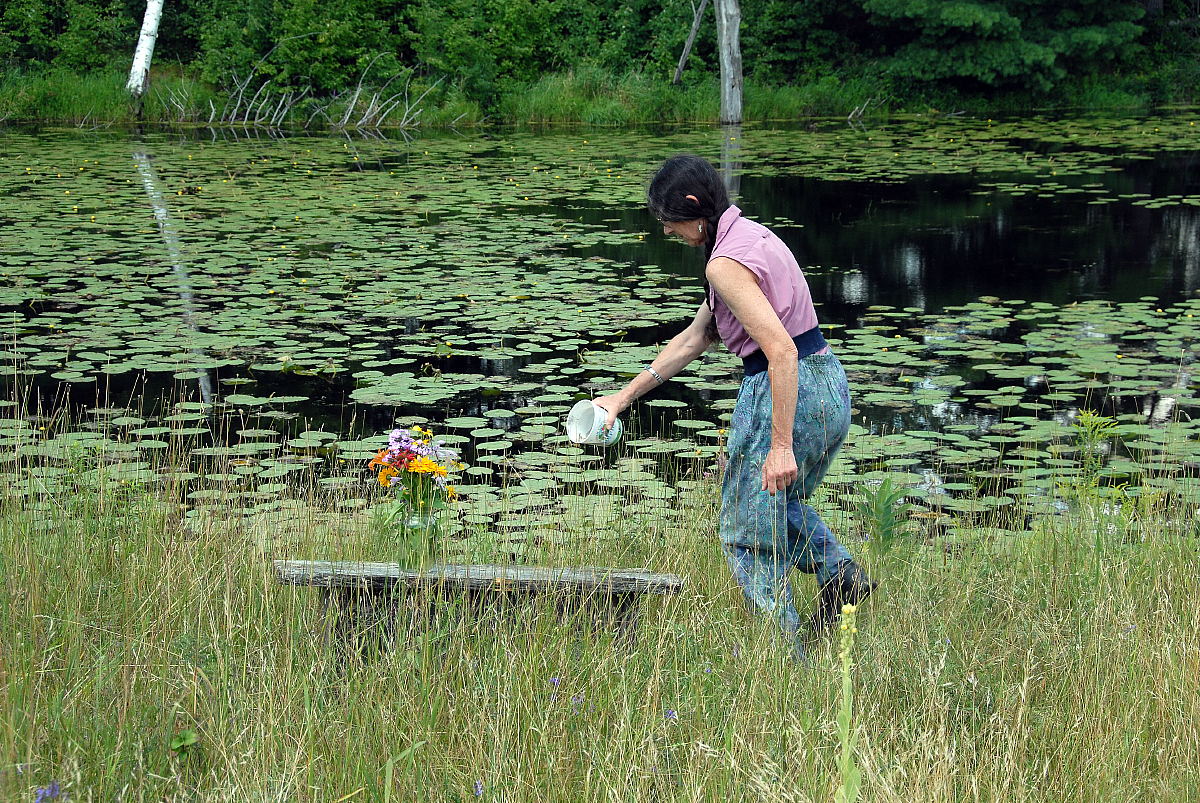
[1,117,1198,552]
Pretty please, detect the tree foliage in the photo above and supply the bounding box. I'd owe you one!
[862,0,1146,91]
[0,0,1192,104]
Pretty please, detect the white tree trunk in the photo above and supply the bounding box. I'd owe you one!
[713,0,743,124]
[126,0,165,99]
[673,0,710,85]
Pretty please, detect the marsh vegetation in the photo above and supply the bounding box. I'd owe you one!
[2,113,1199,799]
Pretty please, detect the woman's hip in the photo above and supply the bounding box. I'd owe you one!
[727,354,850,457]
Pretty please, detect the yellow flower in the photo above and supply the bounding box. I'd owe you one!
[407,456,448,477]
[377,466,399,486]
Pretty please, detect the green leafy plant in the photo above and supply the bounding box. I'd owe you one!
[857,475,914,561]
[169,728,199,756]
[1073,409,1119,488]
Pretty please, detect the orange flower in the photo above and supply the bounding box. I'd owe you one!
[368,449,390,469]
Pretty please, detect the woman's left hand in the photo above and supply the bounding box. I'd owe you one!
[762,445,798,494]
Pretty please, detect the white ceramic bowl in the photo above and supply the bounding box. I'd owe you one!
[566,399,623,446]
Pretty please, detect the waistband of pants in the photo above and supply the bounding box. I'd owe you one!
[742,327,829,377]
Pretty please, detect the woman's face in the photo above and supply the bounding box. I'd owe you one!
[660,217,707,248]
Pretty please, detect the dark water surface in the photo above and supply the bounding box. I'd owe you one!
[580,150,1200,317]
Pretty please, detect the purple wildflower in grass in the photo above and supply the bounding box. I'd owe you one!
[549,676,560,687]
[665,709,678,721]
[473,780,484,797]
[34,781,61,802]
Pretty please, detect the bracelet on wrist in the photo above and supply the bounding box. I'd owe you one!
[644,365,665,384]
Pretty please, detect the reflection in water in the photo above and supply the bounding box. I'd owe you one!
[720,123,742,201]
[1164,208,1199,289]
[837,271,868,305]
[899,244,925,309]
[132,149,214,404]
[577,149,1200,324]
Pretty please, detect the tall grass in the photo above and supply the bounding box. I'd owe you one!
[496,67,719,125]
[2,408,1199,801]
[0,67,481,129]
[6,64,1194,129]
[495,69,884,124]
[0,69,140,124]
[1,65,882,128]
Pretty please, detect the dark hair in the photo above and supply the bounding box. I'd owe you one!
[647,155,730,263]
[648,155,731,315]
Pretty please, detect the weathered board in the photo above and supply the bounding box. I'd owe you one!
[274,560,685,652]
[274,561,685,595]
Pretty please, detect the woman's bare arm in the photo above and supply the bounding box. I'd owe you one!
[705,256,799,493]
[592,302,716,428]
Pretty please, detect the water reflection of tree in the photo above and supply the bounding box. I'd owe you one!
[133,149,214,404]
[720,123,742,201]
[740,151,1200,314]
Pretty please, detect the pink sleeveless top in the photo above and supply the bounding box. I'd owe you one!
[708,205,821,358]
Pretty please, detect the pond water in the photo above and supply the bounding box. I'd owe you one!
[2,114,1199,548]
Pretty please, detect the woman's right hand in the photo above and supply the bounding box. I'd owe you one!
[591,393,630,430]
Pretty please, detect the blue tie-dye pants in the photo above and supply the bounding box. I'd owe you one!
[719,352,855,641]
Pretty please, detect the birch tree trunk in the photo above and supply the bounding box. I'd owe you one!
[713,0,743,124]
[673,0,710,85]
[126,0,165,99]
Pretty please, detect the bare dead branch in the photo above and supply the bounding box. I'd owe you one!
[674,0,710,85]
[243,78,273,123]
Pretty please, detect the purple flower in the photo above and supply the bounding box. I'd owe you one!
[34,782,61,802]
[473,780,484,797]
[388,428,460,464]
[549,676,560,687]
[664,709,678,721]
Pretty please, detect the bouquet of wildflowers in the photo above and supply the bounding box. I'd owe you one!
[368,425,463,521]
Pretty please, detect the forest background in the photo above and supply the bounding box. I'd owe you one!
[1,0,1199,126]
